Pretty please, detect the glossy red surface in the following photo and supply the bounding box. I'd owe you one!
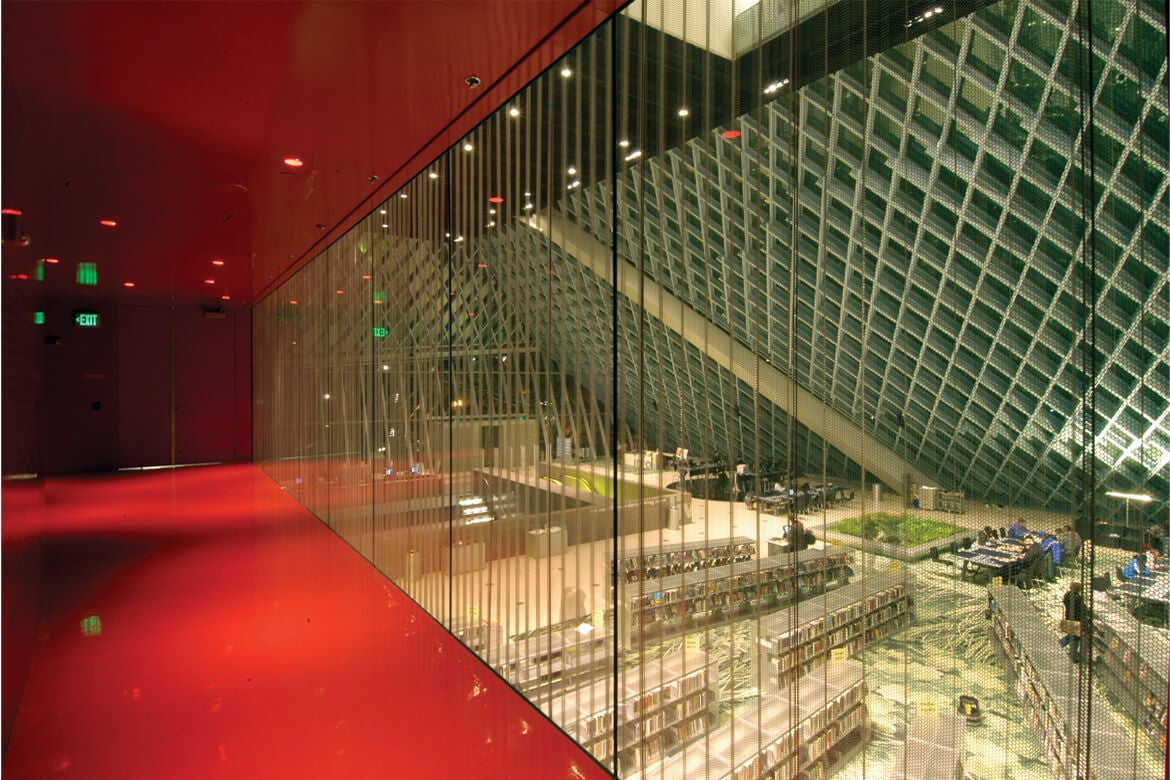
[4,464,612,779]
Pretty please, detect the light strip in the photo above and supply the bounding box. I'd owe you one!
[1104,491,1153,502]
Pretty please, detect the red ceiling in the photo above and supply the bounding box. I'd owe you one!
[2,0,622,309]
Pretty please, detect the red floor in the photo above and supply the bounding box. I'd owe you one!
[3,464,613,779]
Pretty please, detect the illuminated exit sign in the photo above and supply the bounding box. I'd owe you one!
[372,327,388,338]
[74,311,101,328]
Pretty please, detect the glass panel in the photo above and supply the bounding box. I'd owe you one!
[253,0,1170,777]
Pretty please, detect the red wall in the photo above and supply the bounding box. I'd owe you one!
[41,302,251,473]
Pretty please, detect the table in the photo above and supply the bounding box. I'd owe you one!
[953,542,1024,583]
[442,540,486,574]
[525,526,566,558]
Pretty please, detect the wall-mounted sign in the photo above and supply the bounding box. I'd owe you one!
[74,311,101,328]
[372,326,388,338]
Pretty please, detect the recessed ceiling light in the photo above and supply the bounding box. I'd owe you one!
[336,289,344,295]
[380,209,387,215]
[43,257,59,264]
[399,193,408,199]
[618,139,630,148]
[560,67,572,78]
[567,166,577,175]
[428,172,439,180]
[203,279,215,285]
[486,221,496,228]
[283,157,304,168]
[454,236,464,243]
[99,219,118,227]
[290,299,299,305]
[382,223,389,228]
[508,106,520,118]
[722,129,742,139]
[488,196,504,204]
[524,191,531,197]
[123,281,136,288]
[211,259,225,266]
[463,143,473,152]
[678,107,689,117]
[488,208,496,215]
[221,294,231,301]
[362,274,372,280]
[524,203,534,211]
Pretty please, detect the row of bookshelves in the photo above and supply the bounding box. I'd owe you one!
[628,660,869,780]
[989,584,1157,779]
[1089,594,1169,750]
[544,649,718,772]
[494,623,610,691]
[756,573,911,687]
[623,547,853,633]
[613,537,758,583]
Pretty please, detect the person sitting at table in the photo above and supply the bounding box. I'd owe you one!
[977,526,995,545]
[1141,544,1161,571]
[1037,531,1062,581]
[1007,520,1029,539]
[1058,524,1082,564]
[1121,552,1149,580]
[1015,536,1046,589]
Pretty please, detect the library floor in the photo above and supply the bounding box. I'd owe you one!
[2,465,609,779]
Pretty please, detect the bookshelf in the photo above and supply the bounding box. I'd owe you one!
[756,573,911,688]
[495,623,610,692]
[989,584,1157,779]
[889,711,966,779]
[545,650,718,772]
[630,660,869,780]
[613,537,757,583]
[624,546,853,636]
[1090,594,1169,751]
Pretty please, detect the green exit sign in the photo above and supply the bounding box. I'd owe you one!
[372,327,388,338]
[74,311,101,328]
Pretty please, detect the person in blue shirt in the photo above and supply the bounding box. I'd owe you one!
[1007,520,1029,539]
[1038,533,1062,581]
[1121,552,1148,580]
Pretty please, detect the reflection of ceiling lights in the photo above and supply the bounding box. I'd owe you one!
[906,6,945,27]
[624,149,642,161]
[763,79,790,95]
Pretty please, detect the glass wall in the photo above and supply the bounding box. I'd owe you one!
[254,1,1168,776]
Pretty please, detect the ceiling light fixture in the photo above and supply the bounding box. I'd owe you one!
[428,172,439,180]
[399,193,408,199]
[221,295,231,301]
[624,149,642,161]
[43,257,59,265]
[99,219,118,227]
[618,139,630,148]
[567,166,577,175]
[123,281,136,288]
[463,143,473,152]
[283,157,304,168]
[489,196,504,204]
[380,209,388,215]
[560,67,572,78]
[212,259,225,266]
[508,106,520,118]
[722,129,742,139]
[289,299,298,305]
[678,107,690,117]
[203,278,215,285]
